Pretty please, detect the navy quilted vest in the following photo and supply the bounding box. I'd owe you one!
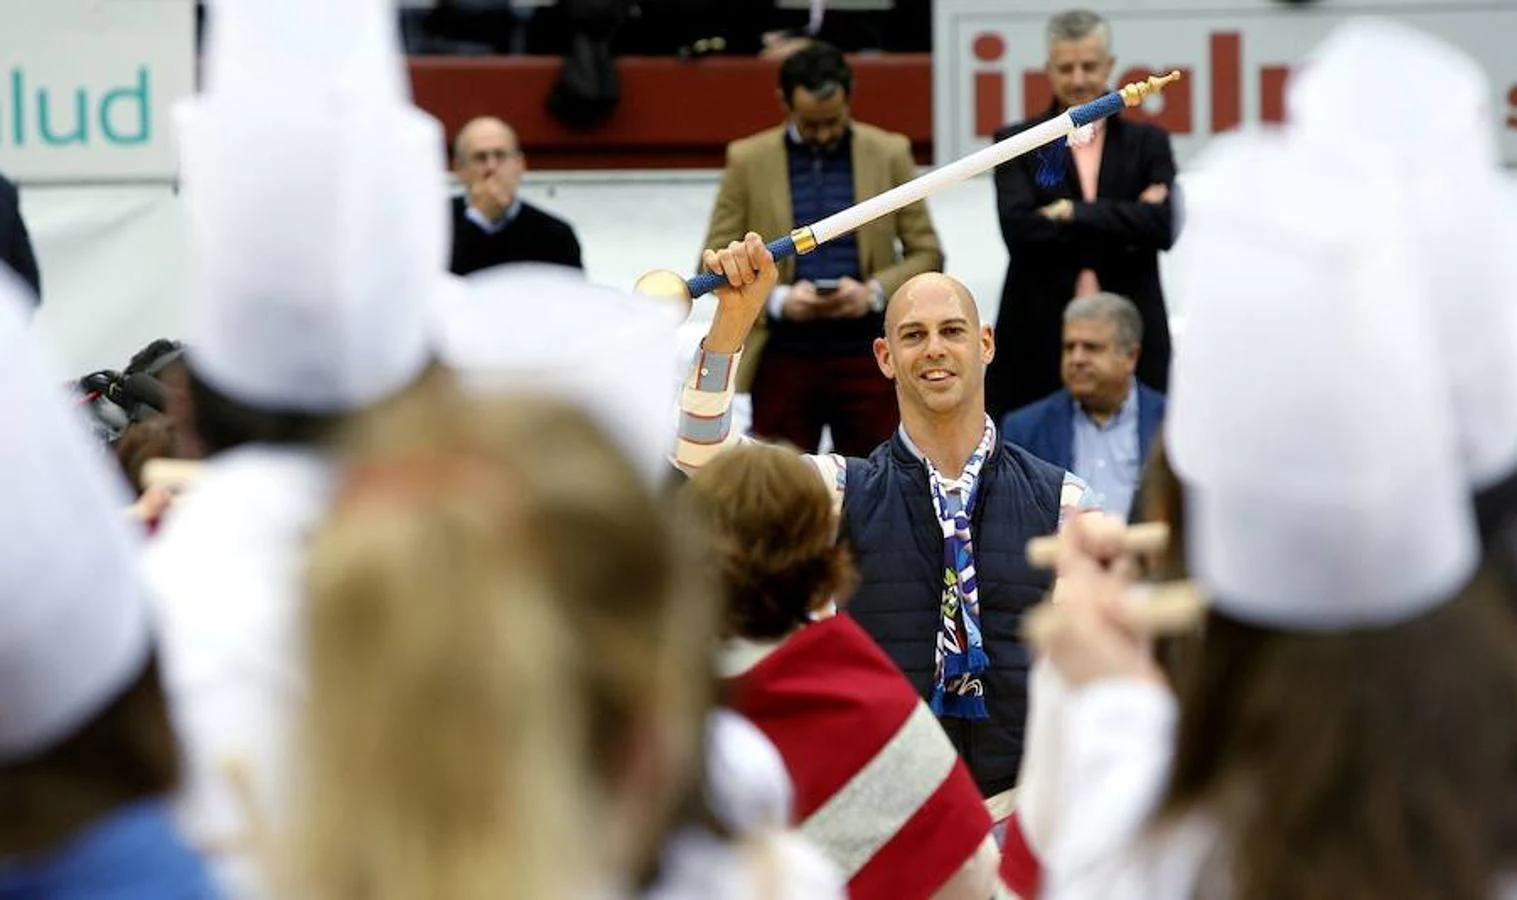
[841,432,1064,795]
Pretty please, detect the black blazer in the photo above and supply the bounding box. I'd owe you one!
[0,174,40,304]
[987,107,1177,418]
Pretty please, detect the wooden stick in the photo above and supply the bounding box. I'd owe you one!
[1025,521,1170,569]
[1021,580,1208,645]
[142,458,205,492]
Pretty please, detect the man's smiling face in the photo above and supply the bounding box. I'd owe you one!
[874,275,995,418]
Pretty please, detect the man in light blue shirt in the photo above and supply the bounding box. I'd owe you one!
[1001,292,1166,519]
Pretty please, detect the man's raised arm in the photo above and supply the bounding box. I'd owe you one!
[675,233,776,473]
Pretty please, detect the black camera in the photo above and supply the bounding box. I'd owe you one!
[75,339,184,446]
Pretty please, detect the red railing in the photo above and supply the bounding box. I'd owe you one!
[407,53,933,168]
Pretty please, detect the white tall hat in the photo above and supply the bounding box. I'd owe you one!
[1288,17,1517,489]
[177,0,447,414]
[430,265,685,485]
[1166,127,1478,631]
[0,271,150,760]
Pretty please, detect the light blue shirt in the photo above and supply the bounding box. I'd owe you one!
[464,196,523,235]
[1070,380,1142,517]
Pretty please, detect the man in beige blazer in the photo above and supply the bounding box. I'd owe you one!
[701,41,943,456]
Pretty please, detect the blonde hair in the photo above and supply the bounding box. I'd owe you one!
[289,385,704,900]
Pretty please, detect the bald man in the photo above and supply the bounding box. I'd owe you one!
[449,117,583,275]
[679,233,1093,800]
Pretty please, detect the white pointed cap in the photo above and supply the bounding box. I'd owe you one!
[178,0,446,414]
[1166,128,1477,630]
[1288,17,1497,172]
[430,265,685,485]
[1288,17,1517,489]
[201,0,409,105]
[0,270,150,760]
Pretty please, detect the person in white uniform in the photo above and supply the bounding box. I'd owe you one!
[1020,38,1517,900]
[0,272,217,898]
[140,0,453,892]
[426,263,844,898]
[1009,19,1517,898]
[1286,18,1517,586]
[286,386,843,900]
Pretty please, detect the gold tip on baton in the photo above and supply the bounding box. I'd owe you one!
[1120,70,1183,107]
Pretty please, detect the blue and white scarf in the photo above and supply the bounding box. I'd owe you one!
[925,417,997,720]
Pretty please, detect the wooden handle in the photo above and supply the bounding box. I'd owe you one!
[1025,521,1170,569]
[142,458,204,492]
[1021,580,1207,645]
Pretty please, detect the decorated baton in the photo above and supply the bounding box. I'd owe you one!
[634,71,1182,301]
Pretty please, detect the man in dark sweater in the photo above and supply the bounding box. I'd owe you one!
[449,117,583,275]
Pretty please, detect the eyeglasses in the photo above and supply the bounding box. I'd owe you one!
[466,148,523,166]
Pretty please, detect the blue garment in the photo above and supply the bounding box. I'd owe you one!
[1000,382,1166,520]
[839,432,1065,796]
[786,129,860,288]
[1070,381,1142,518]
[0,800,219,900]
[768,128,882,357]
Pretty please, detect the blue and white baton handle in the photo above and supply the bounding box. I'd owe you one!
[637,71,1180,302]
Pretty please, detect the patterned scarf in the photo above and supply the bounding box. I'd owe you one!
[925,416,997,720]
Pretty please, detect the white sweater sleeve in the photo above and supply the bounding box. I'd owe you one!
[1042,679,1210,900]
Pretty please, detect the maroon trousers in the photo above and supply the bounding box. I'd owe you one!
[750,350,899,457]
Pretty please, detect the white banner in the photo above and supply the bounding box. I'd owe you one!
[26,185,190,378]
[0,0,196,183]
[933,0,1517,165]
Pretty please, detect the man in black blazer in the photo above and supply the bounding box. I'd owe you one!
[987,9,1177,419]
[0,173,41,304]
[448,116,583,276]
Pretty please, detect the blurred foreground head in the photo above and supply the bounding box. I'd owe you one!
[293,384,715,899]
[1146,19,1517,898]
[0,269,208,893]
[177,0,451,453]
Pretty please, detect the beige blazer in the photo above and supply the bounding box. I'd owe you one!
[701,122,944,391]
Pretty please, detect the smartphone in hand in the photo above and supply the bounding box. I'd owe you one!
[813,278,841,295]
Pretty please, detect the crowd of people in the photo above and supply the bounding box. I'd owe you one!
[397,0,935,58]
[436,23,1177,520]
[5,1,1517,899]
